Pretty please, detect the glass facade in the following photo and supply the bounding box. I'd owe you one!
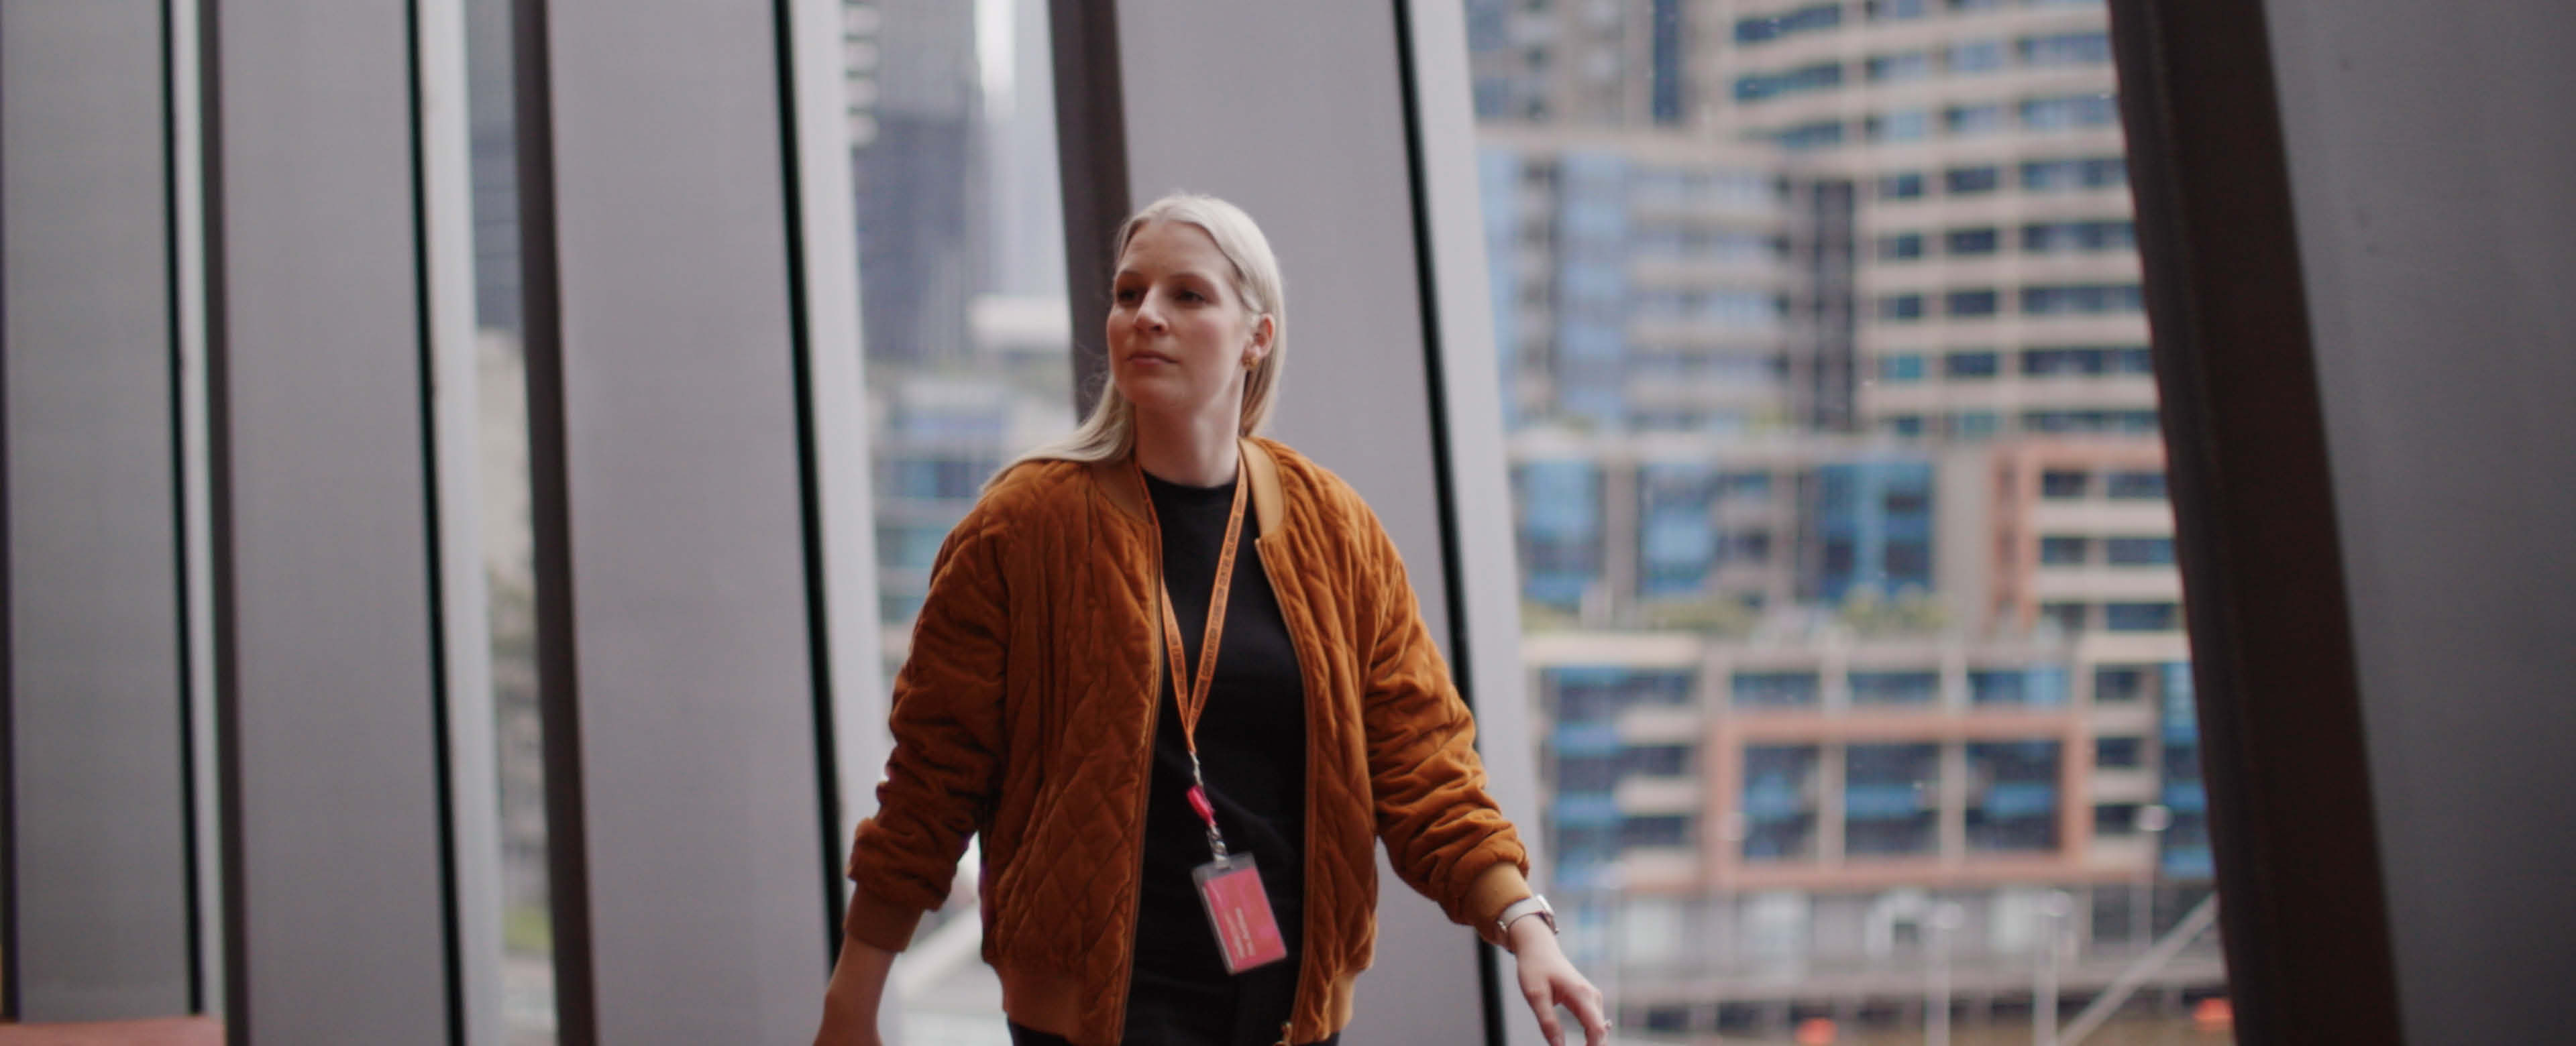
[1544,669,1696,892]
[1639,463,1721,597]
[1517,460,1606,609]
[1814,460,1935,602]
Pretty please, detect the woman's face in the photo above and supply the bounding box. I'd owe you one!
[1108,220,1270,424]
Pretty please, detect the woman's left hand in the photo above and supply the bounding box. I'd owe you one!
[1508,916,1610,1046]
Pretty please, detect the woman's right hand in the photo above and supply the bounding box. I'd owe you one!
[814,936,898,1045]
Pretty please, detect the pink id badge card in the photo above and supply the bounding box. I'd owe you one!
[1191,854,1289,973]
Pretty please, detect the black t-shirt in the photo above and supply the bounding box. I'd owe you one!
[1130,470,1310,984]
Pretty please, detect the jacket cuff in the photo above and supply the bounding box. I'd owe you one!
[842,882,928,953]
[1464,864,1534,947]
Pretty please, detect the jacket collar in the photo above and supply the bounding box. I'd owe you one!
[1088,437,1286,538]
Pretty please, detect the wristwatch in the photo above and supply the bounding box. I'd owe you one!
[1495,894,1558,943]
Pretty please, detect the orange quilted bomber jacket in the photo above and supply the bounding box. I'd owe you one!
[829,438,1532,1046]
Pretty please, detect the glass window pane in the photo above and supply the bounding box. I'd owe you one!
[1732,671,1822,709]
[1459,0,2223,1033]
[2109,469,2170,499]
[1945,227,2000,255]
[1944,350,2000,378]
[1945,165,2002,194]
[848,0,1073,1035]
[1742,746,1821,860]
[1945,290,1999,318]
[460,0,553,1037]
[1967,741,2061,850]
[2108,536,2178,565]
[2106,601,2183,632]
[1850,671,1939,705]
[1949,40,2007,73]
[1845,744,1940,856]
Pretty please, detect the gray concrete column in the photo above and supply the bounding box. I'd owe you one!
[2113,0,2576,1038]
[1,0,193,1021]
[515,0,837,1041]
[202,0,452,1040]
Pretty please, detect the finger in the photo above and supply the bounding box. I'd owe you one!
[1570,985,1611,1045]
[1527,986,1564,1046]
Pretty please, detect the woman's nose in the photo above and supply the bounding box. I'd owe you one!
[1133,295,1167,331]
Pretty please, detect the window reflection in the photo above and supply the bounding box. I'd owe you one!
[1466,0,2226,1037]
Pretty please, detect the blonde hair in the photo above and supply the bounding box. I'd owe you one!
[994,192,1286,484]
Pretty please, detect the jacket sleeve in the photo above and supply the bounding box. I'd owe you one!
[841,500,1014,953]
[1350,496,1535,941]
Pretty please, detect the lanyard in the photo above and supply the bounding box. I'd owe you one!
[1134,454,1250,860]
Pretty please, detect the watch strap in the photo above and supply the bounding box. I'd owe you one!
[1497,894,1556,939]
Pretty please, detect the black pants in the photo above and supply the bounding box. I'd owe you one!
[1003,958,1338,1046]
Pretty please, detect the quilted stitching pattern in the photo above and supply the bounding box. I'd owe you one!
[839,440,1527,1046]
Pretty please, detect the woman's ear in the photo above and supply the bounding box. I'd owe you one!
[1243,314,1277,367]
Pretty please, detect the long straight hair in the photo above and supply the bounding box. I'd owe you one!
[992,193,1286,485]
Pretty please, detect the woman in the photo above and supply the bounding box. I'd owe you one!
[814,194,1609,1046]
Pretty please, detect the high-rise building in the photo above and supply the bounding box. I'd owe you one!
[1472,0,2153,439]
[1507,429,1982,624]
[1703,0,2153,443]
[1479,128,1807,437]
[1511,483,2217,1031]
[466,0,523,335]
[983,0,1069,300]
[848,0,1075,685]
[1467,1,2214,1033]
[847,0,986,367]
[1466,0,1695,127]
[871,296,1075,655]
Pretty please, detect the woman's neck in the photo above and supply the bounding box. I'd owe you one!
[1132,405,1242,487]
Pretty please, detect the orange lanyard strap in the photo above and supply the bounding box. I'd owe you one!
[1136,455,1250,858]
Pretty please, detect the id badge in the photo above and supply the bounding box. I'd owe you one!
[1191,853,1289,973]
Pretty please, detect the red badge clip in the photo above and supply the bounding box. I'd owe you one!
[1187,784,1216,827]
